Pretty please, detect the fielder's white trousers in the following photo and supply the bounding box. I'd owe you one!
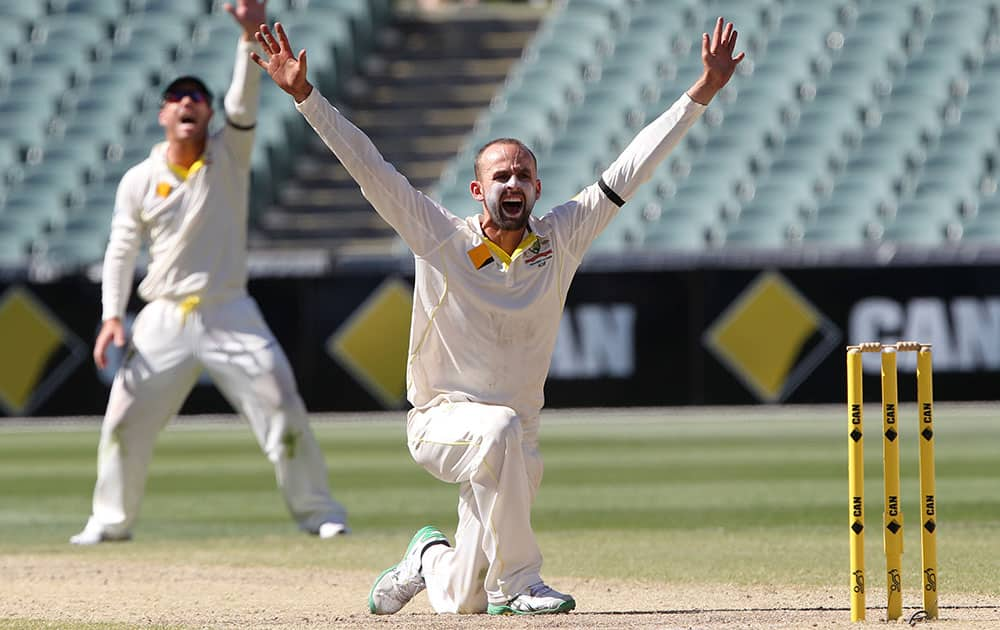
[82,295,347,537]
[406,402,544,613]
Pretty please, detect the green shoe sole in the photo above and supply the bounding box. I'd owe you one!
[368,565,395,614]
[487,598,576,615]
[367,526,448,614]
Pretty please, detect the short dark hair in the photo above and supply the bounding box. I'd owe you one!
[474,138,538,179]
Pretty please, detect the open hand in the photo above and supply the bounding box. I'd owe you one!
[224,0,267,40]
[702,17,744,90]
[250,23,313,103]
[687,17,745,104]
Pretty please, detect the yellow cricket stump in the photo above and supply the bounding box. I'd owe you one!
[881,347,903,621]
[846,347,865,622]
[847,342,937,623]
[917,346,938,619]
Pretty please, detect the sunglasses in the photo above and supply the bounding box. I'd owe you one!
[162,90,209,104]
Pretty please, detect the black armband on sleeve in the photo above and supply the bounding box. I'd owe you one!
[225,116,256,131]
[598,177,625,207]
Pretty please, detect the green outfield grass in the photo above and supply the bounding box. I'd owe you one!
[1,405,998,598]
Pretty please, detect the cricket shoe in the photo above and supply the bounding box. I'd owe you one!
[69,522,132,545]
[368,525,450,615]
[317,522,350,539]
[487,583,576,615]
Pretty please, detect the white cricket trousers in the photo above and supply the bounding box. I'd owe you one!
[83,295,347,536]
[406,402,544,613]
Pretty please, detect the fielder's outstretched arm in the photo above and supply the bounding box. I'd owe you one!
[601,17,744,203]
[215,0,267,166]
[552,17,744,256]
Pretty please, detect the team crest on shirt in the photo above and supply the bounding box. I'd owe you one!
[467,242,493,270]
[524,237,553,268]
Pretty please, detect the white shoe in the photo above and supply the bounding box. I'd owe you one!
[368,525,450,615]
[488,582,576,615]
[69,523,132,545]
[318,522,349,538]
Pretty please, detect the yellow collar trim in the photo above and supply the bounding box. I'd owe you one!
[168,156,206,181]
[481,231,538,267]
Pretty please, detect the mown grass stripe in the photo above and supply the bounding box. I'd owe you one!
[1,407,997,599]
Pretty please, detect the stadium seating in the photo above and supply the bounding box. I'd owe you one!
[431,0,1000,254]
[0,0,375,270]
[0,6,46,21]
[48,0,125,20]
[6,0,1000,265]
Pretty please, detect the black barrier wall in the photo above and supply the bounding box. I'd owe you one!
[2,262,999,417]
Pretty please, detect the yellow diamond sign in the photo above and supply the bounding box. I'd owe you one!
[327,277,412,408]
[0,286,86,414]
[704,272,840,402]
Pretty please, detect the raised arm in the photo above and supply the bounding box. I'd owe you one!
[224,0,267,42]
[250,23,459,256]
[218,0,267,164]
[552,18,744,257]
[602,16,745,201]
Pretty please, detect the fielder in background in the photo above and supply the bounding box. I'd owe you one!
[70,0,349,545]
[253,16,742,615]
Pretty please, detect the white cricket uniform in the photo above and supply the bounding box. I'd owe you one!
[80,39,347,539]
[297,88,704,610]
